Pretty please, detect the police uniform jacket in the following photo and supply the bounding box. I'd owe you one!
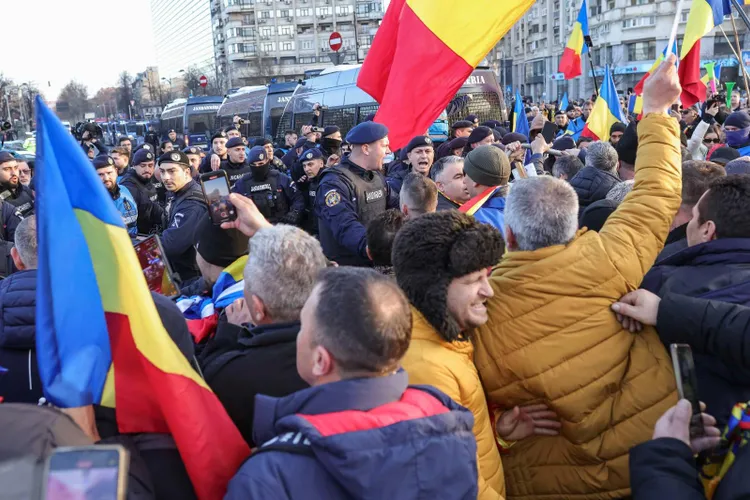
[119,170,165,234]
[232,168,305,225]
[220,159,254,189]
[0,183,34,218]
[161,180,208,283]
[110,185,139,237]
[198,153,227,174]
[315,157,398,266]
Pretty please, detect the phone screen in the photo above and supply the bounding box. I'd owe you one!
[670,343,704,437]
[133,235,180,298]
[541,122,559,144]
[202,173,237,225]
[45,448,121,500]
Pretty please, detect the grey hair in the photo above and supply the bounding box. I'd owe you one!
[606,180,634,204]
[244,224,327,322]
[430,155,463,182]
[585,141,619,173]
[14,215,37,269]
[505,177,578,251]
[400,172,438,217]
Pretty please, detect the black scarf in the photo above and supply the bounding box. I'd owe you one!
[251,161,270,181]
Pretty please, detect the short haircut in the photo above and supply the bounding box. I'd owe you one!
[681,160,726,206]
[698,175,750,239]
[244,225,327,322]
[577,136,594,147]
[400,173,438,217]
[585,141,619,173]
[284,130,296,136]
[161,140,173,149]
[505,177,578,251]
[313,267,412,375]
[605,179,635,204]
[111,146,130,158]
[14,215,37,269]
[430,155,463,183]
[118,137,131,145]
[366,209,405,267]
[552,155,583,179]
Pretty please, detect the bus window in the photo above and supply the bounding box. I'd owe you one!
[322,107,357,137]
[136,124,146,137]
[322,89,346,109]
[449,92,502,127]
[176,117,184,136]
[293,112,314,132]
[188,112,214,135]
[274,111,293,144]
[358,105,379,123]
[248,111,263,137]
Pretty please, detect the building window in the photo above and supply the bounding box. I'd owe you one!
[281,41,294,51]
[627,40,656,60]
[277,9,291,18]
[260,10,272,19]
[629,0,652,5]
[302,40,313,50]
[356,2,382,14]
[315,6,332,16]
[607,0,616,8]
[714,35,733,55]
[243,14,255,24]
[336,5,353,15]
[296,7,311,16]
[589,1,601,16]
[622,16,655,29]
[262,42,274,52]
[260,27,272,37]
[279,25,292,35]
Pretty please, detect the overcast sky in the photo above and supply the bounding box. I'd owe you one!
[4,0,156,101]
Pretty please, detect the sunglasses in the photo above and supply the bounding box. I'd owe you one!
[703,138,720,144]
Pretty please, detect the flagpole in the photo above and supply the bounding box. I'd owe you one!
[730,0,750,31]
[718,26,750,98]
[666,0,683,61]
[584,36,599,97]
[728,15,750,100]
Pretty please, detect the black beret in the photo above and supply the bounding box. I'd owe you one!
[552,136,576,151]
[211,131,227,141]
[92,155,115,169]
[465,114,479,123]
[294,137,308,148]
[158,151,190,167]
[183,146,202,156]
[405,136,434,154]
[300,148,323,162]
[345,122,389,145]
[226,137,245,149]
[555,110,566,117]
[616,121,638,165]
[133,149,155,165]
[467,126,493,145]
[451,120,474,130]
[168,129,176,133]
[363,112,377,122]
[223,125,240,134]
[0,151,15,164]
[502,132,528,145]
[254,137,273,147]
[323,125,340,137]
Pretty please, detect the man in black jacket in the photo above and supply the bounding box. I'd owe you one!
[568,141,621,214]
[221,137,253,189]
[202,224,327,447]
[0,200,21,277]
[119,149,164,234]
[0,152,34,218]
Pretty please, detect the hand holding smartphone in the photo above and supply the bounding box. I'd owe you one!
[670,344,704,438]
[200,170,237,225]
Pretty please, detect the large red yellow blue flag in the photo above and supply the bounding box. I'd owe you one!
[357,0,534,150]
[679,0,730,107]
[34,96,250,500]
[581,66,626,141]
[559,0,589,79]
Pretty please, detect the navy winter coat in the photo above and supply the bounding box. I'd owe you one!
[568,166,621,211]
[224,370,478,500]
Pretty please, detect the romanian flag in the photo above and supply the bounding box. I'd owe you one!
[679,0,729,107]
[512,89,530,139]
[459,186,500,216]
[559,0,589,79]
[581,66,626,141]
[357,0,534,150]
[633,41,677,95]
[34,96,250,500]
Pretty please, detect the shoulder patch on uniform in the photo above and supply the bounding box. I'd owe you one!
[325,190,341,207]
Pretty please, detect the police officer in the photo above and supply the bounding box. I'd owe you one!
[0,152,34,218]
[298,148,326,236]
[232,146,304,225]
[199,131,228,174]
[158,150,208,283]
[386,135,434,194]
[224,125,242,140]
[183,146,202,178]
[316,122,398,266]
[93,155,138,237]
[254,137,289,176]
[119,149,165,234]
[319,126,343,160]
[167,129,186,149]
[221,137,254,189]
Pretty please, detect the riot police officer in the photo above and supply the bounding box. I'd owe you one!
[93,155,138,237]
[385,135,435,194]
[221,137,254,189]
[183,146,202,178]
[199,131,229,174]
[232,146,304,225]
[0,152,34,218]
[158,151,208,283]
[315,122,398,267]
[254,137,290,176]
[119,148,165,234]
[298,148,326,236]
[167,129,186,149]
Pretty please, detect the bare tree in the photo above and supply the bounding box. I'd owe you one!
[92,87,118,118]
[117,72,134,117]
[145,71,164,107]
[182,66,202,96]
[233,57,277,87]
[57,81,90,122]
[0,74,13,121]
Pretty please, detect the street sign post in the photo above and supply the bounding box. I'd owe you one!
[329,32,342,52]
[199,75,208,88]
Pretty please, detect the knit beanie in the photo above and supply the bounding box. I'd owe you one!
[392,211,504,342]
[616,120,639,165]
[724,156,750,175]
[709,146,741,166]
[724,111,750,129]
[464,144,510,187]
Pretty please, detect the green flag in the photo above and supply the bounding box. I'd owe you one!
[726,82,736,107]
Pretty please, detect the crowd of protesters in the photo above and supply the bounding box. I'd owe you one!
[1,54,750,500]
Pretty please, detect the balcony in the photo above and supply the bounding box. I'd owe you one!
[356,9,383,20]
[225,0,256,14]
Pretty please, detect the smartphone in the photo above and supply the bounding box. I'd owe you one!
[311,126,325,133]
[541,122,559,144]
[43,445,129,500]
[670,343,704,437]
[133,235,180,298]
[200,170,237,225]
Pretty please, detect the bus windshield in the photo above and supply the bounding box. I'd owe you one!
[188,113,214,134]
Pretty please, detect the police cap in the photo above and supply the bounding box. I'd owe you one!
[183,146,202,156]
[134,143,154,153]
[465,114,479,124]
[168,129,176,133]
[254,137,272,147]
[294,137,308,149]
[300,148,323,162]
[323,125,340,137]
[211,130,228,141]
[158,151,190,168]
[0,151,15,165]
[133,149,155,165]
[226,137,245,149]
[248,146,267,163]
[92,155,115,170]
[451,120,473,130]
[405,136,433,154]
[345,121,388,145]
[223,125,239,134]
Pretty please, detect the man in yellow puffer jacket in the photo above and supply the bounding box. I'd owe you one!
[473,57,683,499]
[394,211,561,499]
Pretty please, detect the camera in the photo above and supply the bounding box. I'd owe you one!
[236,117,246,126]
[0,121,11,132]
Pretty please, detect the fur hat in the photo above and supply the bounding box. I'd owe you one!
[392,211,504,342]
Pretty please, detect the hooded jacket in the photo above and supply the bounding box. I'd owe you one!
[473,113,681,499]
[225,371,478,500]
[401,309,504,500]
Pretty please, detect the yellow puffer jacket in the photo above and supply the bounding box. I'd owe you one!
[473,113,681,500]
[402,308,505,499]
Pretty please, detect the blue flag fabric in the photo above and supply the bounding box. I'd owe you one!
[559,92,569,112]
[513,89,530,139]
